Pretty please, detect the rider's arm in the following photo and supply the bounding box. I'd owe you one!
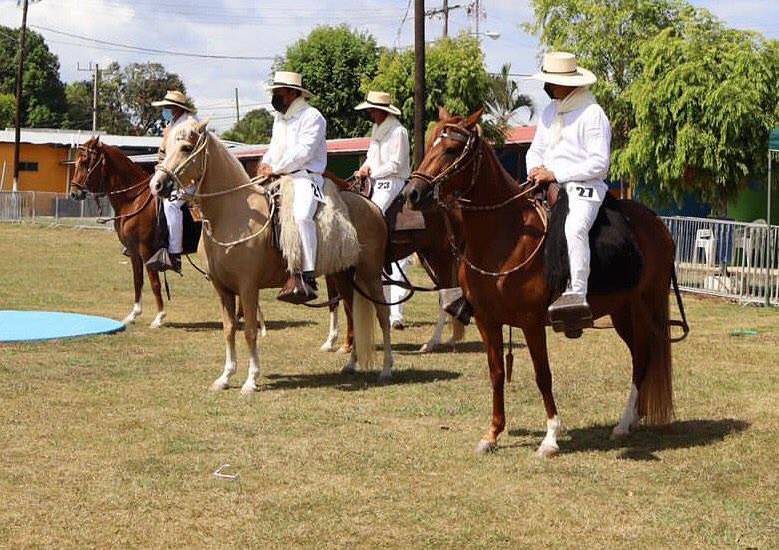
[553,106,612,184]
[371,127,409,179]
[526,108,550,173]
[269,110,326,174]
[260,118,280,169]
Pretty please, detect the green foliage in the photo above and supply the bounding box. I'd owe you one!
[0,93,15,128]
[121,62,187,135]
[616,14,779,207]
[485,63,534,134]
[0,27,67,127]
[221,108,274,144]
[278,25,380,139]
[367,35,491,144]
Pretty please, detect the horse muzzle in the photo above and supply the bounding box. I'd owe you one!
[151,171,174,198]
[405,183,433,211]
[69,185,87,201]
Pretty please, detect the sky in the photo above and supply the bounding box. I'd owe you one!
[1,0,777,132]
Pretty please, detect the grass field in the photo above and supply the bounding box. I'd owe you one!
[0,223,777,548]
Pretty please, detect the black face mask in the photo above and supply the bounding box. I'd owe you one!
[271,94,285,113]
[543,83,555,99]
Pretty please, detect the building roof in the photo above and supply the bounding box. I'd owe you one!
[0,128,162,149]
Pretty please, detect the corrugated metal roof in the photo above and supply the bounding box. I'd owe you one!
[0,128,162,148]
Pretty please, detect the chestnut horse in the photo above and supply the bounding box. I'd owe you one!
[406,109,683,457]
[68,137,266,332]
[69,137,167,328]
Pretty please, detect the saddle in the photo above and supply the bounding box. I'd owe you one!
[542,184,643,297]
[152,198,202,256]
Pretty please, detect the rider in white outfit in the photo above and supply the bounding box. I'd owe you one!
[151,90,198,273]
[354,91,411,329]
[259,71,327,304]
[526,52,612,332]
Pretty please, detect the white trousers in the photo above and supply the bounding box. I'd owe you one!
[292,173,324,273]
[384,255,411,323]
[564,181,608,296]
[163,197,185,254]
[371,177,406,214]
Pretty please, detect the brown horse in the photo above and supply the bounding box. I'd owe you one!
[318,175,466,355]
[406,108,683,457]
[68,137,266,332]
[68,137,167,328]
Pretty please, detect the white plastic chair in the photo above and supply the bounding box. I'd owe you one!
[694,228,716,266]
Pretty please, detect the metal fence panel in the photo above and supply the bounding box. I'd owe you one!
[661,216,778,306]
[0,191,114,229]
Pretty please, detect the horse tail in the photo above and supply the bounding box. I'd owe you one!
[352,281,376,371]
[637,274,675,425]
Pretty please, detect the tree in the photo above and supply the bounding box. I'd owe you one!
[0,26,67,127]
[221,108,274,144]
[524,0,690,153]
[278,25,380,139]
[616,14,779,209]
[485,63,534,133]
[64,81,92,130]
[120,62,187,135]
[0,93,14,128]
[367,35,491,143]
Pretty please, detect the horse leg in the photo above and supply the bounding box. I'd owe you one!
[146,267,166,328]
[610,304,640,439]
[320,276,340,352]
[446,318,466,347]
[474,318,506,454]
[332,272,357,373]
[370,277,394,382]
[419,297,447,353]
[239,287,261,395]
[257,299,267,338]
[123,254,144,325]
[210,290,238,391]
[522,323,562,458]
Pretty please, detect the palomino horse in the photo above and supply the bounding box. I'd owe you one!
[406,108,682,457]
[319,174,466,354]
[68,138,267,333]
[69,137,167,328]
[150,119,393,393]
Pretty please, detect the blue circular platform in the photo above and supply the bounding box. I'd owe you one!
[0,310,125,343]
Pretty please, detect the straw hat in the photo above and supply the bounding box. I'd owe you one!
[529,52,596,87]
[267,71,313,98]
[354,91,401,116]
[151,90,195,112]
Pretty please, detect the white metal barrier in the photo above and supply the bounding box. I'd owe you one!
[661,216,778,306]
[0,191,114,229]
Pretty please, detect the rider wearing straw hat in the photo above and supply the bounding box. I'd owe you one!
[526,52,612,328]
[150,90,198,273]
[258,71,327,304]
[354,91,411,329]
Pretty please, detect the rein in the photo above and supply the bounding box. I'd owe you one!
[412,123,548,278]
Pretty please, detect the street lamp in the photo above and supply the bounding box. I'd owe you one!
[468,30,501,40]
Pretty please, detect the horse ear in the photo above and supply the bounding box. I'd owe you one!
[438,106,451,120]
[464,108,484,128]
[196,118,210,132]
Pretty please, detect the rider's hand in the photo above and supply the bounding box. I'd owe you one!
[530,167,557,186]
[356,166,371,178]
[528,166,543,181]
[258,163,273,178]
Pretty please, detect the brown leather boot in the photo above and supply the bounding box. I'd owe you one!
[277,272,318,304]
[548,293,593,339]
[444,296,473,326]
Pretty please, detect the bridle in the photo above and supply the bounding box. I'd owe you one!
[410,122,548,277]
[71,145,108,197]
[154,128,210,199]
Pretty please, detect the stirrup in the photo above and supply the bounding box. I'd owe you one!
[548,293,593,339]
[277,272,318,304]
[444,296,473,326]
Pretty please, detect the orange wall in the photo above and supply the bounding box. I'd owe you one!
[0,143,70,193]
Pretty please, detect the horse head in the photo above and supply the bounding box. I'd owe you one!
[405,107,483,211]
[69,136,106,200]
[150,118,210,199]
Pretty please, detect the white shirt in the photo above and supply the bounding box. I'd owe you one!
[360,115,410,180]
[262,98,327,176]
[526,101,612,185]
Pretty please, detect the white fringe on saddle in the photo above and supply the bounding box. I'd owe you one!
[278,176,360,275]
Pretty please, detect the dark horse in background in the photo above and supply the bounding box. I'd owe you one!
[68,137,266,331]
[406,108,687,457]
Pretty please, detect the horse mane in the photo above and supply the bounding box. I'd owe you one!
[97,139,150,180]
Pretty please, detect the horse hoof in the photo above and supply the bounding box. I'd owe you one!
[319,341,335,352]
[260,328,268,338]
[418,342,437,353]
[240,383,258,396]
[341,363,357,375]
[149,313,166,329]
[475,439,497,454]
[210,379,229,392]
[378,370,392,383]
[335,344,352,355]
[536,443,559,458]
[610,425,631,440]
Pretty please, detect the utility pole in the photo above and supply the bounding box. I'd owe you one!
[467,0,484,35]
[425,1,462,39]
[414,0,426,167]
[78,62,100,132]
[12,0,31,193]
[234,87,240,124]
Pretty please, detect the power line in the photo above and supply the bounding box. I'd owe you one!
[30,25,277,60]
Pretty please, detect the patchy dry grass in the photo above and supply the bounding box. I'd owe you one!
[0,223,777,548]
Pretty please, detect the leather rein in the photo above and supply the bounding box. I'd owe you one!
[409,123,548,278]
